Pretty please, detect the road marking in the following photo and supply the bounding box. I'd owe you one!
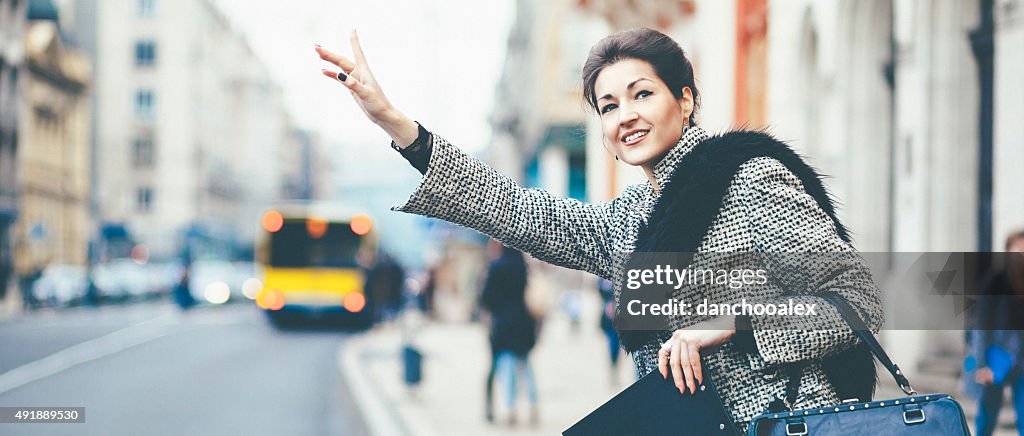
[0,313,178,396]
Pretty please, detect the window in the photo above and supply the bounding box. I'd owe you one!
[33,105,59,130]
[136,0,156,18]
[135,41,156,66]
[137,187,153,212]
[132,136,154,167]
[134,89,154,120]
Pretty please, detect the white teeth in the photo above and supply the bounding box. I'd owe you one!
[625,130,649,142]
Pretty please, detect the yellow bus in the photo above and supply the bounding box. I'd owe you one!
[253,203,377,327]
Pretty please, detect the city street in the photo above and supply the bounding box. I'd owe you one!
[0,302,368,435]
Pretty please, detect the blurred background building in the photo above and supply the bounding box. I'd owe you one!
[63,0,324,263]
[13,0,91,292]
[0,0,328,311]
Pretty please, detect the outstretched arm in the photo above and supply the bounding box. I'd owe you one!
[315,33,627,280]
[392,133,625,279]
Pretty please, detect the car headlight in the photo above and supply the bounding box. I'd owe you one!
[242,278,262,300]
[204,282,231,304]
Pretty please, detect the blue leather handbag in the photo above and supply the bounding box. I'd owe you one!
[747,295,970,435]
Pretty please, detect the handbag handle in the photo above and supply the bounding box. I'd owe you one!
[784,294,915,407]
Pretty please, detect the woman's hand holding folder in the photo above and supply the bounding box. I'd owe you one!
[658,315,737,395]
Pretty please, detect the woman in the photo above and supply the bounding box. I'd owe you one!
[479,241,538,426]
[316,27,883,432]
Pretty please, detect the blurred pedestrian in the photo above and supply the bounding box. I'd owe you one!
[366,252,405,323]
[419,265,438,318]
[480,240,538,426]
[964,230,1024,436]
[173,265,196,310]
[598,278,622,385]
[317,27,882,432]
[19,266,42,310]
[561,286,584,335]
[0,258,10,304]
[83,273,100,307]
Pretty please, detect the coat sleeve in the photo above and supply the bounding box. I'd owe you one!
[392,134,628,280]
[734,157,884,365]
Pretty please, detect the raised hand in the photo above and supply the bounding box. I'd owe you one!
[316,30,418,147]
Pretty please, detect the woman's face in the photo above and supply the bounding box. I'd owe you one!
[593,58,693,169]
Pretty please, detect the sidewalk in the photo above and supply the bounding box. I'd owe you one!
[339,293,634,436]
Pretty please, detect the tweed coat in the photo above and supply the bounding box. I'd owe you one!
[392,126,884,427]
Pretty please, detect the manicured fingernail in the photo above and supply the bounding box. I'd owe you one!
[337,72,347,82]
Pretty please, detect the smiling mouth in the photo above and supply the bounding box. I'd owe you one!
[622,130,650,145]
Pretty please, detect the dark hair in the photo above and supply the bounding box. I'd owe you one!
[582,28,700,126]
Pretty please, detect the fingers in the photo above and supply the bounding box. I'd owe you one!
[658,347,669,380]
[679,341,695,394]
[662,333,704,395]
[669,340,685,394]
[689,340,703,386]
[314,45,355,73]
[321,68,344,82]
[320,68,367,95]
[350,30,369,66]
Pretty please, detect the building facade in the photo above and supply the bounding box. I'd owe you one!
[14,13,92,281]
[490,0,610,202]
[72,0,294,261]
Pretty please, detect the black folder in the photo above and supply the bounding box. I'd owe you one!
[564,369,739,436]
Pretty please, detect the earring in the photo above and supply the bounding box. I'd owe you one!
[615,155,619,161]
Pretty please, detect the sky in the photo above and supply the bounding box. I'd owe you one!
[207,0,517,266]
[213,0,516,154]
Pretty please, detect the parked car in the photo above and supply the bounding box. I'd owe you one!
[91,259,149,302]
[32,264,88,307]
[188,260,236,305]
[144,262,183,297]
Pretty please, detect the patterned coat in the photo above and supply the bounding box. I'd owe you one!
[392,126,884,427]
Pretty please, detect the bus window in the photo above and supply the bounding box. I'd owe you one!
[269,221,362,268]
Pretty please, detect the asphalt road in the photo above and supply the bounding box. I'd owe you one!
[0,301,369,435]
